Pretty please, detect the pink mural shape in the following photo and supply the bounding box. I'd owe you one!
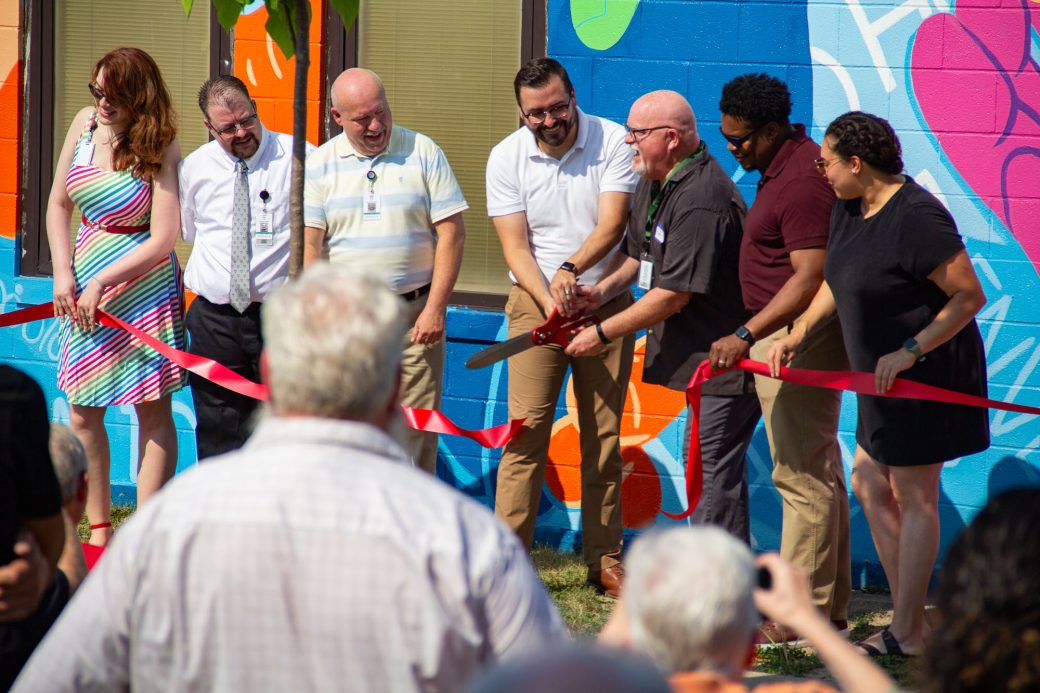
[910,1,1040,273]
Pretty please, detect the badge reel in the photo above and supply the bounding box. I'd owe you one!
[363,169,381,221]
[255,190,274,247]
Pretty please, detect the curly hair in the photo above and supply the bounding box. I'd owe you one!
[718,73,791,128]
[921,488,1040,693]
[824,111,903,175]
[92,47,177,181]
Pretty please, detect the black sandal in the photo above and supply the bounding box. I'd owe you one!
[855,629,909,658]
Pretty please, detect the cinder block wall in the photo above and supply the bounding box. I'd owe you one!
[3,0,1038,580]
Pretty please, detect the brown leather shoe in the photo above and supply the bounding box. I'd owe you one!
[586,564,624,599]
[756,618,850,649]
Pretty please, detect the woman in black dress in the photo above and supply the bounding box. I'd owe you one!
[767,112,989,657]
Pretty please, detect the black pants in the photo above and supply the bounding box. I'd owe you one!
[186,297,264,461]
[683,392,762,544]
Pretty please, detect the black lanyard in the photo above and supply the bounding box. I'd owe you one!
[642,142,704,252]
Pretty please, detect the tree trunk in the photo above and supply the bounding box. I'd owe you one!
[288,0,309,279]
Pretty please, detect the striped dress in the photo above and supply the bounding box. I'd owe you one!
[57,115,186,405]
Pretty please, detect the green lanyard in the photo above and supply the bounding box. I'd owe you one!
[643,142,705,249]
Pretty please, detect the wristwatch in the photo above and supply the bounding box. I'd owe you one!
[902,338,925,362]
[559,261,578,275]
[735,325,756,346]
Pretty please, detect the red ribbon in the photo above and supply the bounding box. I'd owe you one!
[0,302,522,449]
[668,358,1040,521]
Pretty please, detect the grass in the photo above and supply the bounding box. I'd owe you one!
[86,510,916,686]
[531,545,920,688]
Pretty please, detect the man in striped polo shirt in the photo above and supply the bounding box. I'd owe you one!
[304,68,467,475]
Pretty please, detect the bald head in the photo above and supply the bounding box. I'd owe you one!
[331,68,392,157]
[332,69,385,111]
[630,90,700,150]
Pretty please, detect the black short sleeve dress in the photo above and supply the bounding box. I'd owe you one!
[824,178,990,466]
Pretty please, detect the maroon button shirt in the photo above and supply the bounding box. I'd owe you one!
[738,125,835,312]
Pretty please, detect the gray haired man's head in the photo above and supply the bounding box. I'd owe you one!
[624,525,758,678]
[262,264,407,423]
[50,423,87,502]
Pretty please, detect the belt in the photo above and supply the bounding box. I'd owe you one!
[82,215,149,234]
[400,283,432,302]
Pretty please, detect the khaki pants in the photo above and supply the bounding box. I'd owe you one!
[400,293,444,474]
[750,318,851,620]
[495,287,634,570]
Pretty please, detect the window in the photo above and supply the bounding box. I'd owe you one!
[326,0,547,305]
[20,0,228,276]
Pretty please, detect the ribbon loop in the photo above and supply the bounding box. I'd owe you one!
[0,302,523,449]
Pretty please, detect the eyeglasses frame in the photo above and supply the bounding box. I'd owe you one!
[522,95,573,125]
[208,113,261,139]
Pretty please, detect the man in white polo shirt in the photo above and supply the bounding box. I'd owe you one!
[303,68,467,475]
[486,58,639,599]
[180,76,313,460]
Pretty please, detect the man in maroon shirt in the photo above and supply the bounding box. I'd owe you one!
[708,74,851,645]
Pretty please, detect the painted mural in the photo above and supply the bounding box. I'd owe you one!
[2,0,1039,572]
[503,0,1040,565]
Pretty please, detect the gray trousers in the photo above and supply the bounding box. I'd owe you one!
[682,392,762,543]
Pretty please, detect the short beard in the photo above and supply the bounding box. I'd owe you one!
[534,118,572,147]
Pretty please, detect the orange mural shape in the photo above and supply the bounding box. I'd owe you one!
[1,63,19,238]
[234,6,324,146]
[544,336,688,527]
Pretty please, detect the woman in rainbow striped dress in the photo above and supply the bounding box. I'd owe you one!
[47,47,186,547]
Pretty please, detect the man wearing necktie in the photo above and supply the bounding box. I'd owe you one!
[566,90,760,545]
[179,76,313,460]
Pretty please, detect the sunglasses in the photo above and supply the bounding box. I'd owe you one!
[719,125,761,148]
[87,81,109,103]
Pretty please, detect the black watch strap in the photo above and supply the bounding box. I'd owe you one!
[735,325,756,346]
[903,338,925,361]
[559,261,578,275]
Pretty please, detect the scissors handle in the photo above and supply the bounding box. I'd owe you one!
[532,308,600,347]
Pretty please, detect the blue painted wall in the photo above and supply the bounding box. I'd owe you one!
[5,0,1040,584]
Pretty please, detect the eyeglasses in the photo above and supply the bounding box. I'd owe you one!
[87,82,109,103]
[719,125,761,148]
[209,114,260,139]
[522,96,572,124]
[814,157,841,174]
[625,125,673,142]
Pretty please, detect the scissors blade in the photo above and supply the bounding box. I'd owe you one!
[465,333,536,369]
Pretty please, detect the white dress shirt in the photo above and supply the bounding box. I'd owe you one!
[180,126,314,304]
[14,417,568,693]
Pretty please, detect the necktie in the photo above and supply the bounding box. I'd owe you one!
[230,159,251,313]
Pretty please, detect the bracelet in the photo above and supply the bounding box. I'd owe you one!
[595,323,610,345]
[90,276,106,290]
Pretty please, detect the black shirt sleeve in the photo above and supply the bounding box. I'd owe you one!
[897,198,966,281]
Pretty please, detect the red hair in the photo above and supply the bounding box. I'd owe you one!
[92,47,177,181]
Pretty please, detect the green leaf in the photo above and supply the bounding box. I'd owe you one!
[263,0,297,60]
[212,0,247,30]
[329,0,359,31]
[181,0,194,17]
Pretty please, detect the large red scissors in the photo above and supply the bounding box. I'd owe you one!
[465,308,599,369]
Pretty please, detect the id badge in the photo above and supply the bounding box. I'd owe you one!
[255,209,274,247]
[638,252,653,290]
[73,142,95,167]
[363,188,382,221]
